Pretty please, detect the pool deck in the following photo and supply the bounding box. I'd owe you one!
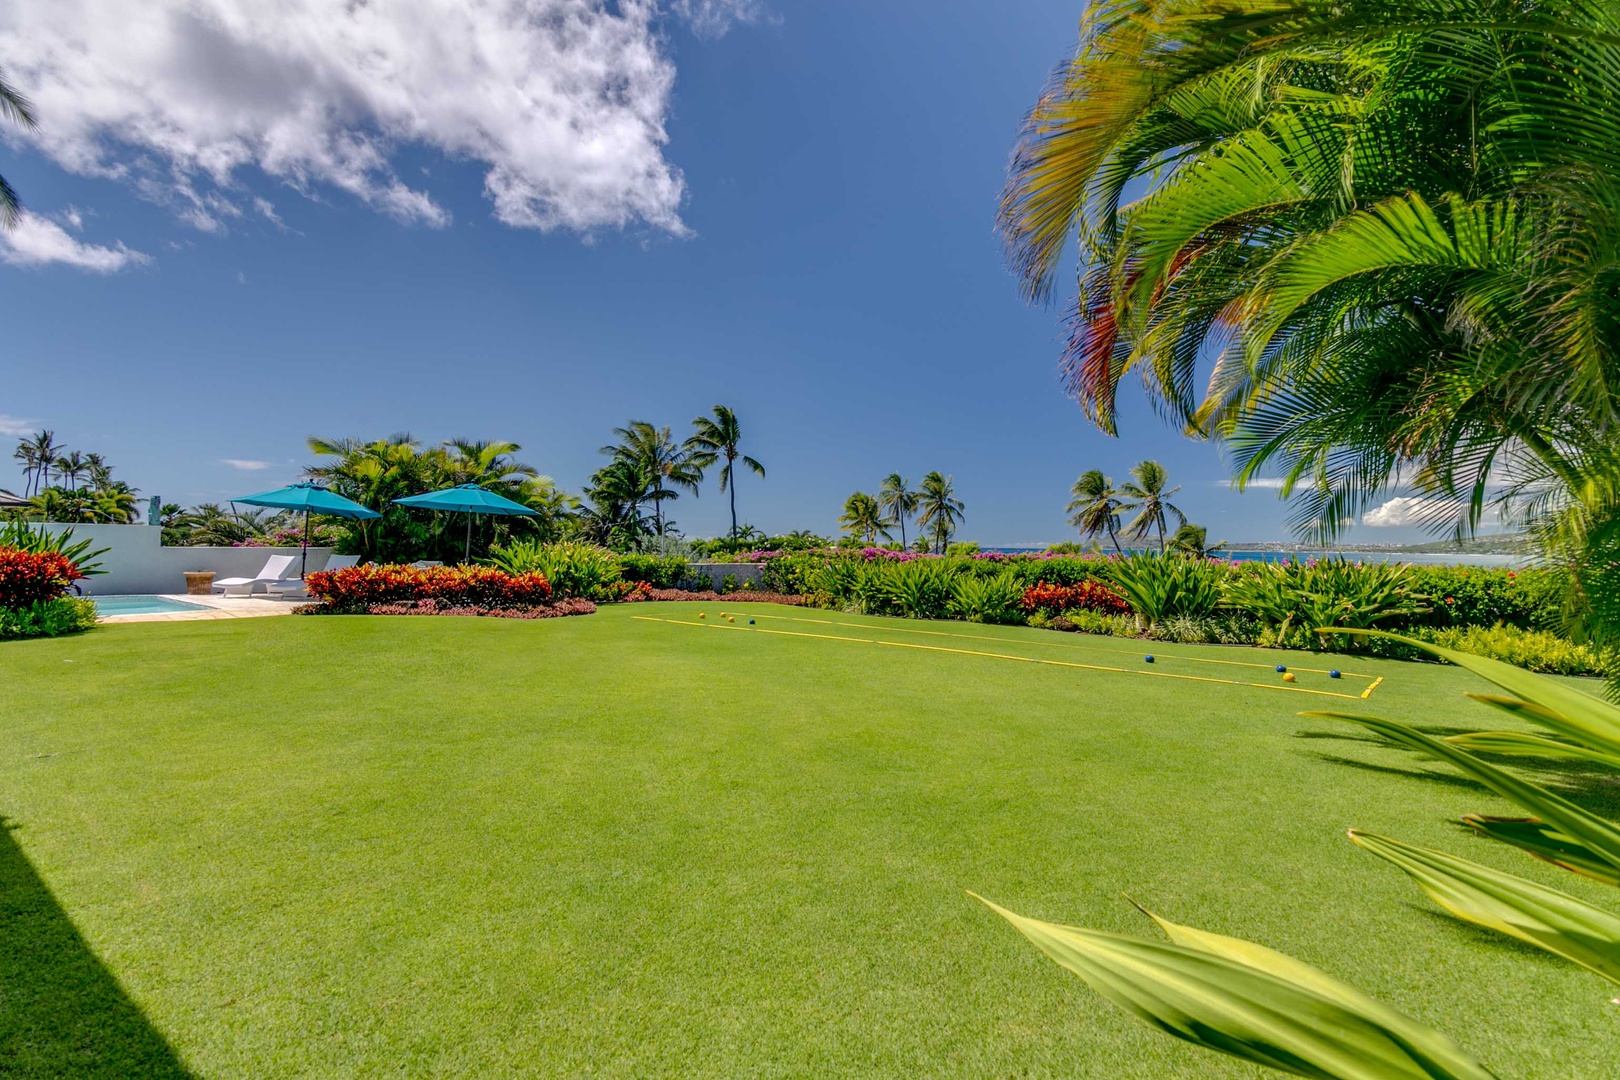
[96,594,304,624]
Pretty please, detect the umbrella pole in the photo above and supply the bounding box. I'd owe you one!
[301,507,310,579]
[464,514,473,563]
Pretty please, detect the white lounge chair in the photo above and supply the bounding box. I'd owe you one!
[266,554,360,600]
[212,554,297,597]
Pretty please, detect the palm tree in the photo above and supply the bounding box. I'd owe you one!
[0,68,37,229]
[83,452,113,490]
[19,431,58,496]
[685,405,765,541]
[581,456,656,551]
[916,472,964,554]
[12,439,38,497]
[1169,523,1222,559]
[1065,470,1123,552]
[604,421,701,536]
[877,473,919,549]
[1118,461,1184,553]
[997,0,1620,552]
[55,450,87,494]
[839,492,891,545]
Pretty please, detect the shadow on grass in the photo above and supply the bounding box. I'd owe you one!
[0,818,194,1078]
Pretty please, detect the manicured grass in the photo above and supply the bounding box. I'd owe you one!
[2,603,1614,1077]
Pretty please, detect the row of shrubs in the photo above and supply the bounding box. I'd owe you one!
[784,551,1603,676]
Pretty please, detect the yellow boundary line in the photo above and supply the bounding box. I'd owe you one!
[632,615,1379,700]
[729,611,1379,679]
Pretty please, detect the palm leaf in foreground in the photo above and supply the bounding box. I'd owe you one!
[969,892,1498,1080]
[1462,817,1620,888]
[1338,630,1620,753]
[1311,712,1620,878]
[1348,832,1620,986]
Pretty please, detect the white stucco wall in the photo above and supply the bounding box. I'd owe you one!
[35,523,334,595]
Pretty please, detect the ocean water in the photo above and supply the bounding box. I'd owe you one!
[979,547,1524,567]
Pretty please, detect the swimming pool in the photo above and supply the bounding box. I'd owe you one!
[90,595,212,617]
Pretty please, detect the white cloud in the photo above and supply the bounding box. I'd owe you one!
[0,212,151,271]
[1,0,695,238]
[0,414,41,437]
[1361,496,1500,529]
[671,0,765,37]
[221,458,271,470]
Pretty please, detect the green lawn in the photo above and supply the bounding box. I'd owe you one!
[2,602,1614,1078]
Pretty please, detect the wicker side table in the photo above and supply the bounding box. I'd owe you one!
[183,571,215,595]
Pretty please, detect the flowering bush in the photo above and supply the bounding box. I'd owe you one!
[304,564,552,612]
[1020,580,1130,615]
[346,597,596,619]
[0,547,82,608]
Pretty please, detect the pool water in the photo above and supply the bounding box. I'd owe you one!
[90,595,211,616]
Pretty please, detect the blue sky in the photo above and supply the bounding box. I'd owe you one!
[0,1,1432,544]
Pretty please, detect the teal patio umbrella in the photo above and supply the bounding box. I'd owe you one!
[233,481,380,578]
[393,484,539,562]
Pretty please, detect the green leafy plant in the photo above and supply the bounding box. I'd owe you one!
[0,519,106,577]
[1223,560,1427,648]
[486,540,622,601]
[0,597,98,640]
[1108,553,1222,629]
[947,569,1024,624]
[883,559,959,619]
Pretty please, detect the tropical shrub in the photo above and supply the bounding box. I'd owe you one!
[304,564,552,612]
[1147,614,1257,646]
[883,559,959,619]
[1405,565,1565,631]
[1108,553,1222,629]
[1019,580,1130,615]
[948,570,1025,624]
[0,597,98,640]
[1409,623,1608,677]
[616,553,689,589]
[1223,559,1428,649]
[0,548,82,607]
[486,540,622,600]
[0,520,105,577]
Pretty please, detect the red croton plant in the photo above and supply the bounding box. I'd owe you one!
[1019,580,1130,615]
[0,548,82,608]
[304,564,553,611]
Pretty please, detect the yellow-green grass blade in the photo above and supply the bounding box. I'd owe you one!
[1349,832,1620,985]
[970,892,1499,1080]
[1445,730,1620,771]
[1335,630,1620,752]
[1464,816,1620,887]
[1308,713,1620,876]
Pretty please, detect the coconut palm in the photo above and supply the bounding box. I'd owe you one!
[840,492,891,545]
[1169,522,1221,558]
[685,405,765,541]
[1065,470,1124,552]
[604,421,701,536]
[997,0,1620,552]
[12,439,38,497]
[83,452,112,490]
[18,431,58,496]
[878,473,919,549]
[54,450,87,494]
[0,68,37,229]
[1119,461,1184,553]
[916,471,965,554]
